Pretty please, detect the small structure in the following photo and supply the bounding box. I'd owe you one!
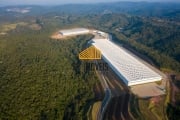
[59,28,89,36]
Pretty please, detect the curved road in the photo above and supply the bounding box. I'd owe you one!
[95,61,133,120]
[102,67,133,120]
[88,30,133,120]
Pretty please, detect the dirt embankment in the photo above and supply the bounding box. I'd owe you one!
[169,74,180,106]
[100,65,133,120]
[93,83,104,101]
[51,32,64,39]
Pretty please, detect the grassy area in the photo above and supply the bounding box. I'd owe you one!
[156,81,162,85]
[2,23,17,31]
[91,101,101,120]
[160,68,174,73]
[129,95,143,120]
[138,98,165,120]
[0,22,42,34]
[29,24,41,30]
[138,99,156,120]
[165,81,171,105]
[148,101,164,120]
[0,22,28,32]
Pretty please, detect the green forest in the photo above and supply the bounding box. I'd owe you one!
[0,25,98,119]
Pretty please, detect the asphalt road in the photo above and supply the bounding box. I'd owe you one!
[102,67,133,120]
[90,31,133,120]
[95,60,133,120]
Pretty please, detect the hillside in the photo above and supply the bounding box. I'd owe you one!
[0,2,180,119]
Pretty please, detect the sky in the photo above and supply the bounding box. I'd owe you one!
[1,0,179,6]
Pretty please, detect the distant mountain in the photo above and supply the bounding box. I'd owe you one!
[1,2,180,18]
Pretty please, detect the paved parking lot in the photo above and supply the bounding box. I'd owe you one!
[130,80,166,98]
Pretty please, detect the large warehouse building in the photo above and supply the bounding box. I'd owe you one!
[58,28,162,86]
[59,28,89,36]
[91,38,162,86]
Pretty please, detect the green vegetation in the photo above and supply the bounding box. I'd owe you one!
[0,22,28,33]
[167,103,180,120]
[130,95,166,120]
[0,25,98,119]
[91,101,101,120]
[129,95,143,120]
[62,13,180,73]
[139,98,165,120]
[108,16,180,73]
[167,75,180,120]
[0,3,179,119]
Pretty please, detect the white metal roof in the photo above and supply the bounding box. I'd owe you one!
[91,38,162,86]
[59,28,89,35]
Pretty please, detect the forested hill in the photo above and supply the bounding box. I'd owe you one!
[0,3,179,72]
[1,2,180,19]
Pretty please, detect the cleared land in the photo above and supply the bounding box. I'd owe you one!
[130,83,165,98]
[51,31,89,40]
[51,32,64,39]
[92,101,102,120]
[0,22,41,35]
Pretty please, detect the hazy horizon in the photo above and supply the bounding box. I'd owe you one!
[1,0,180,6]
